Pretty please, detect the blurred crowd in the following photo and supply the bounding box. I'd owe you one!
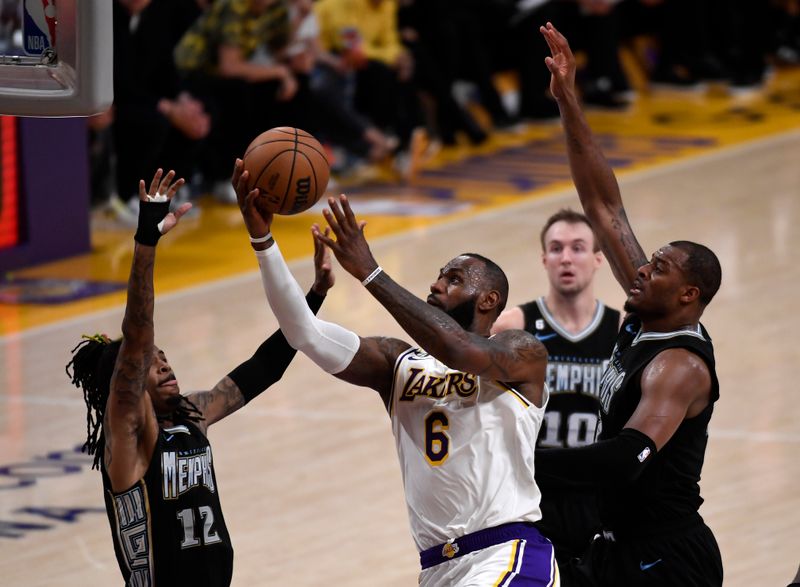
[90,0,800,223]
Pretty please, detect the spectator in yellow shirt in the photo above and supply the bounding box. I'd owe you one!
[313,0,419,151]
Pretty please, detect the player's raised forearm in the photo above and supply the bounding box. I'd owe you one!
[558,96,646,286]
[111,242,156,414]
[120,243,156,351]
[541,22,645,288]
[558,94,623,219]
[254,244,359,374]
[365,272,482,372]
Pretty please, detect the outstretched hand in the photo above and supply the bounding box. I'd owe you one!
[539,22,576,103]
[313,195,378,282]
[231,158,273,245]
[137,168,190,235]
[311,224,335,296]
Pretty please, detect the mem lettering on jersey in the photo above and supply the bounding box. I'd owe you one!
[399,367,478,401]
[112,484,153,587]
[161,447,216,499]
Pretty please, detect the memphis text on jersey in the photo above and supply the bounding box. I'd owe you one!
[399,368,478,401]
[161,446,216,499]
[544,357,610,399]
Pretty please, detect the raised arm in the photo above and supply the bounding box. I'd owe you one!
[105,170,190,491]
[232,160,408,403]
[540,22,647,293]
[314,196,547,403]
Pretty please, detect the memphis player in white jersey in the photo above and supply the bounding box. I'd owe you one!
[232,160,560,586]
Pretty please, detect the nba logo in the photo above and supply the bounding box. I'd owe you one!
[23,0,58,56]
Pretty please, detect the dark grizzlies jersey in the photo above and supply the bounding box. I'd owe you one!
[597,314,719,533]
[102,422,233,587]
[520,297,620,448]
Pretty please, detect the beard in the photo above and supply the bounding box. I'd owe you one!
[624,296,668,320]
[445,298,476,330]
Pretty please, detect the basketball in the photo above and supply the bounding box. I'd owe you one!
[242,127,330,215]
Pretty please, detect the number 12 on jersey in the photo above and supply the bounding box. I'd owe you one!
[177,506,221,549]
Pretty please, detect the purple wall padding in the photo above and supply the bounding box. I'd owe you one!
[0,117,90,273]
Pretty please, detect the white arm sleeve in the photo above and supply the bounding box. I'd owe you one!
[254,245,360,374]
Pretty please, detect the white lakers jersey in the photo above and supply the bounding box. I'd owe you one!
[389,348,548,551]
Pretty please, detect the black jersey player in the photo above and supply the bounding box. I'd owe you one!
[534,23,724,586]
[492,209,620,581]
[66,168,333,586]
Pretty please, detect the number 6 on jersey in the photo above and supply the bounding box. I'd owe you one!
[424,411,450,466]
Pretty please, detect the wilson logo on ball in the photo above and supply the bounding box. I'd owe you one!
[291,177,312,213]
[242,127,330,215]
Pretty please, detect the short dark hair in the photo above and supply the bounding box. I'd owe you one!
[540,208,600,252]
[463,253,509,315]
[670,241,722,306]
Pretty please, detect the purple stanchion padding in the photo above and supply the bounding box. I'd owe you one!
[0,117,90,272]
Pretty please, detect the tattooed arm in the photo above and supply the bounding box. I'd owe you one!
[356,271,547,406]
[105,170,190,491]
[314,196,547,406]
[541,23,646,292]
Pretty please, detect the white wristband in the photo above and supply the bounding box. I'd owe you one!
[250,232,272,244]
[361,266,383,286]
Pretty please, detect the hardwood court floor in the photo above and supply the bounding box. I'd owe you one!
[3,66,800,584]
[1,129,799,586]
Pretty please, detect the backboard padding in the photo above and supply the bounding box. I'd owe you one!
[0,1,113,117]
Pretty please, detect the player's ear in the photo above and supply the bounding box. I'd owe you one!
[679,284,700,305]
[479,290,501,313]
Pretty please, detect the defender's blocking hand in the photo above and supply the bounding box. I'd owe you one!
[135,168,190,240]
[311,224,335,296]
[540,22,577,103]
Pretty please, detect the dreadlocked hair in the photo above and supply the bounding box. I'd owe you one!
[66,334,119,470]
[66,334,204,471]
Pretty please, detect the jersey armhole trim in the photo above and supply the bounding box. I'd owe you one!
[387,347,418,417]
[495,380,533,409]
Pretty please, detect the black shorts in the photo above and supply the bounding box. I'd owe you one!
[534,489,600,568]
[562,519,723,587]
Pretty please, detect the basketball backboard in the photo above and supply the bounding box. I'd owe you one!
[0,0,112,117]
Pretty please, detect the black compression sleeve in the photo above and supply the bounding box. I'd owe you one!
[228,289,325,404]
[536,428,657,490]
